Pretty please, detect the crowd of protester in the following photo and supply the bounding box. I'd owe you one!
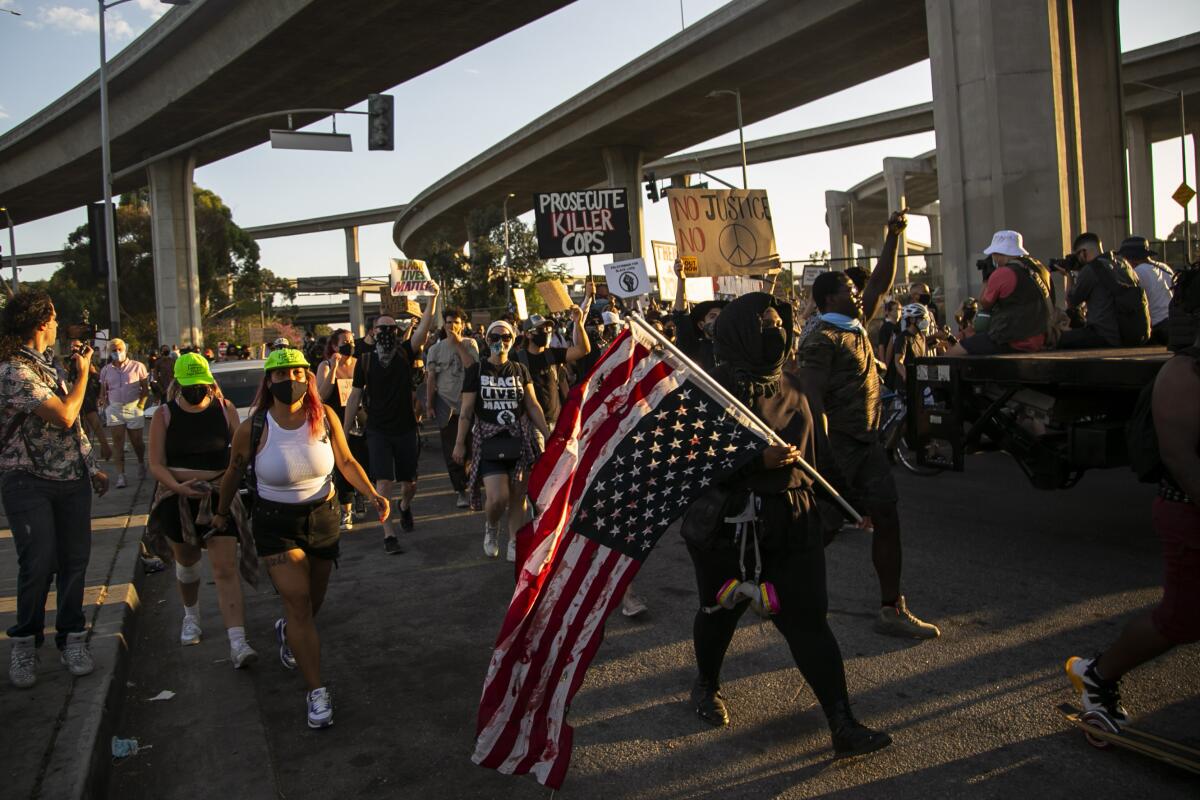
[1,212,1195,751]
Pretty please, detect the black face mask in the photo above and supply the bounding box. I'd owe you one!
[180,385,208,405]
[376,329,397,351]
[269,380,307,405]
[917,293,932,306]
[337,343,353,357]
[530,331,549,347]
[761,327,788,364]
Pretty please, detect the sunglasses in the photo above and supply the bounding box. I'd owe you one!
[488,334,513,343]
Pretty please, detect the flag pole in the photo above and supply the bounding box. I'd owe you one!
[628,313,862,523]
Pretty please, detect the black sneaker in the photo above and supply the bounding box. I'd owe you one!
[398,505,414,532]
[384,536,405,555]
[827,699,892,758]
[690,677,729,727]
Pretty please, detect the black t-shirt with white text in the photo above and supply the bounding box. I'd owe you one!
[463,359,532,428]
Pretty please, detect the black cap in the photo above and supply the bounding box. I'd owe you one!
[1118,236,1157,261]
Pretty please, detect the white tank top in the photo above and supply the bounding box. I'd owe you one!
[255,412,335,504]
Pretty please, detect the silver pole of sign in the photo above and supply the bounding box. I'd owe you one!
[627,312,862,523]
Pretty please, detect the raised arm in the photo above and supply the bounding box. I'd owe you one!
[33,347,91,429]
[564,305,591,362]
[410,282,441,356]
[862,209,907,322]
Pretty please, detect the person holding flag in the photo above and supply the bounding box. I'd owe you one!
[472,295,879,787]
[684,291,891,755]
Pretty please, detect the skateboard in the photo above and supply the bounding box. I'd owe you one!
[1057,702,1200,775]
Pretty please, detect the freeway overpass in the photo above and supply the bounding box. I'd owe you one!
[393,0,1196,313]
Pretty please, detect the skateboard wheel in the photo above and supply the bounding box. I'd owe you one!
[1080,710,1119,749]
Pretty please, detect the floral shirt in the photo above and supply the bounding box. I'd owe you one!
[0,348,96,481]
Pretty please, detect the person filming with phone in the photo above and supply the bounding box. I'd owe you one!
[0,290,110,689]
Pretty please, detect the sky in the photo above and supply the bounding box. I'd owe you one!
[1,0,1199,306]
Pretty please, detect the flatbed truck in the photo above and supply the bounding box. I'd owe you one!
[908,347,1170,489]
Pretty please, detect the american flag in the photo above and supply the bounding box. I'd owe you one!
[472,319,773,788]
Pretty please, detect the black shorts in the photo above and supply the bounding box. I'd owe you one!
[958,332,1012,355]
[829,431,899,509]
[252,495,340,561]
[151,495,238,546]
[366,427,419,483]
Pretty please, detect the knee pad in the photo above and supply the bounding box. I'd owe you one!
[712,579,780,618]
[175,561,201,584]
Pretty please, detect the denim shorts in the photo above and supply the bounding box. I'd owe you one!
[252,494,340,561]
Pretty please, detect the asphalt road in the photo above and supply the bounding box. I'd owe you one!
[109,429,1198,799]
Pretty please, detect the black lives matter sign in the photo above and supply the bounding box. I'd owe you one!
[533,189,631,258]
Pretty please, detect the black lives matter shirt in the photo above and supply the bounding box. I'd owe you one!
[463,359,532,428]
[352,342,418,434]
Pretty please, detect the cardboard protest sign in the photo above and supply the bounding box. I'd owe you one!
[512,288,529,321]
[379,287,404,318]
[537,280,573,313]
[802,266,823,287]
[389,259,435,297]
[533,189,631,258]
[684,277,715,302]
[667,189,780,276]
[603,257,651,298]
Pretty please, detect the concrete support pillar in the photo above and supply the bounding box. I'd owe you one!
[601,146,644,261]
[926,208,942,287]
[1073,0,1127,247]
[148,154,202,347]
[926,0,1088,313]
[669,174,693,190]
[344,226,365,337]
[1127,114,1156,238]
[825,190,851,263]
[883,160,909,281]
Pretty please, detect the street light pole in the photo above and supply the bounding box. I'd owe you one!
[707,89,748,189]
[98,0,120,336]
[0,208,17,291]
[502,192,515,307]
[97,0,191,337]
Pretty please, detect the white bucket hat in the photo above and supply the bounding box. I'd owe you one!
[983,230,1029,257]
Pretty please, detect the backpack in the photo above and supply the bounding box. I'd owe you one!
[1126,345,1200,482]
[1092,257,1151,346]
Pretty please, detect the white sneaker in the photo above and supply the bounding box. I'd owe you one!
[455,491,469,509]
[8,635,37,689]
[506,538,516,562]
[115,473,127,489]
[621,593,648,618]
[307,687,334,729]
[340,510,353,531]
[231,640,258,669]
[60,632,94,676]
[180,616,202,646]
[483,524,500,558]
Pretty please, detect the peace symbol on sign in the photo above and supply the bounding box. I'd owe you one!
[719,223,758,268]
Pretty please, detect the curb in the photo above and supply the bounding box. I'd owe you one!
[34,480,148,800]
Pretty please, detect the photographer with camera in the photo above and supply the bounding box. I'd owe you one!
[1054,232,1150,349]
[1,290,110,688]
[948,231,1054,356]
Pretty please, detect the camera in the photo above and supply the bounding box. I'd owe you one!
[975,257,992,272]
[1048,253,1083,273]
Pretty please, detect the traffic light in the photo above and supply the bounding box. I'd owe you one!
[644,172,659,203]
[367,93,394,151]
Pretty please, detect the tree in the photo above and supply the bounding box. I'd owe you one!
[35,186,290,351]
[426,209,567,315]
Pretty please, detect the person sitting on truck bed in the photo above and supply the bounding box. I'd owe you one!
[948,230,1054,356]
[1064,265,1200,727]
[1119,236,1174,346]
[1055,232,1143,349]
[799,209,940,640]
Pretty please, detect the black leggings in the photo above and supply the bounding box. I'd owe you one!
[687,510,849,717]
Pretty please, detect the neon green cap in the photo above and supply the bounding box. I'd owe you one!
[263,348,310,372]
[173,352,214,386]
